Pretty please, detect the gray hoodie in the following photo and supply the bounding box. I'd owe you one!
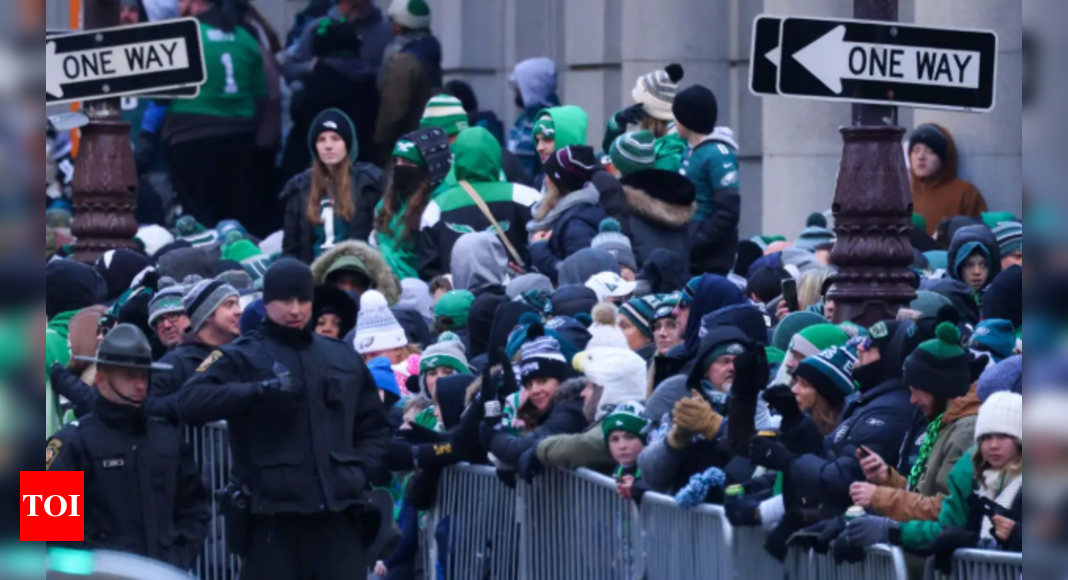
[450,232,508,294]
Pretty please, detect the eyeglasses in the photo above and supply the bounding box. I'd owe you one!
[156,312,185,328]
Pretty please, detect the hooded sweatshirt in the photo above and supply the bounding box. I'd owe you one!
[450,232,509,296]
[910,124,988,235]
[418,127,541,278]
[947,224,1002,295]
[507,58,559,177]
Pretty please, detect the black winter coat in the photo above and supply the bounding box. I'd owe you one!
[485,379,588,467]
[47,398,210,569]
[281,164,384,264]
[174,319,391,515]
[789,378,917,511]
[619,169,696,268]
[529,199,608,285]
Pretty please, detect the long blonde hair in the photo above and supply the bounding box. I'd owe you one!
[306,157,354,225]
[798,269,833,311]
[811,395,844,436]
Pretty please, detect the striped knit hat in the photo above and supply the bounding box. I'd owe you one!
[609,130,657,176]
[788,323,850,358]
[148,277,187,327]
[182,278,239,333]
[419,332,470,375]
[992,221,1022,257]
[619,295,658,339]
[631,64,684,121]
[519,325,571,385]
[420,94,469,137]
[174,216,218,247]
[794,345,858,405]
[220,231,270,282]
[388,0,431,30]
[680,276,703,307]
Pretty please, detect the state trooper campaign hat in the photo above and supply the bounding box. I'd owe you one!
[74,323,173,371]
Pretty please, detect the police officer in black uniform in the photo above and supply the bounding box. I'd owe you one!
[174,258,391,579]
[46,324,210,570]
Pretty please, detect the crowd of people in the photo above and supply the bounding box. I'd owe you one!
[41,0,1039,579]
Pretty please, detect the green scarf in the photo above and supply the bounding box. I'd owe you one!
[908,413,945,490]
[615,465,642,480]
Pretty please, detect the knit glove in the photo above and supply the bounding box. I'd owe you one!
[673,391,724,439]
[831,535,868,565]
[842,515,898,548]
[764,384,804,431]
[749,436,796,473]
[725,497,763,527]
[791,517,847,554]
[613,104,646,129]
[412,441,458,471]
[518,447,543,484]
[674,467,726,508]
[728,343,767,457]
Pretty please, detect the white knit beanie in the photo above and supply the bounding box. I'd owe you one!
[388,0,432,30]
[631,64,685,121]
[585,302,629,350]
[975,391,1023,443]
[354,290,409,355]
[576,347,648,421]
[136,224,175,258]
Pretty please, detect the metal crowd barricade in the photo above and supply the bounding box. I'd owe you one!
[431,463,520,580]
[923,549,1023,580]
[732,526,786,580]
[186,421,241,580]
[639,492,733,580]
[787,544,908,580]
[519,467,642,580]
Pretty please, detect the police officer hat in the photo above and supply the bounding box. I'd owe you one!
[73,323,173,371]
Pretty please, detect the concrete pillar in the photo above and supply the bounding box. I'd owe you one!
[558,0,621,147]
[730,0,765,237]
[760,0,854,239]
[913,0,1023,215]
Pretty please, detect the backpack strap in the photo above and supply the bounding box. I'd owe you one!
[458,180,525,269]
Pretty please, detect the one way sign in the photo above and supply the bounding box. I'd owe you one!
[46,19,206,106]
[775,16,998,112]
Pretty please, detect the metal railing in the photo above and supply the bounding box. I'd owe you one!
[923,549,1024,580]
[186,421,241,580]
[640,492,734,580]
[787,544,908,580]
[733,526,787,580]
[431,463,520,580]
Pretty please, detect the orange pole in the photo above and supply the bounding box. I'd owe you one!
[68,0,82,156]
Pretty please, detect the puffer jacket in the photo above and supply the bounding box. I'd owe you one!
[484,378,588,467]
[309,240,401,304]
[529,184,609,284]
[280,164,385,264]
[946,224,1002,291]
[870,387,980,522]
[620,169,696,267]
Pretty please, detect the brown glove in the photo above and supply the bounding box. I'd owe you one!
[672,390,725,440]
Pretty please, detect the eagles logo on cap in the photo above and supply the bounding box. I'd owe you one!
[870,321,889,339]
[726,344,745,355]
[323,120,338,130]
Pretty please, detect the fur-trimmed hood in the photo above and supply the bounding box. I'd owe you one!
[620,169,696,228]
[310,240,401,304]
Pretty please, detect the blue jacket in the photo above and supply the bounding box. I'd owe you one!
[529,195,608,285]
[789,377,917,511]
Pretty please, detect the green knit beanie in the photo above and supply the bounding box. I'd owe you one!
[392,138,426,167]
[903,322,973,399]
[602,401,652,444]
[794,345,859,405]
[533,113,555,139]
[772,311,827,352]
[434,290,475,331]
[789,323,851,358]
[420,94,469,137]
[609,130,657,176]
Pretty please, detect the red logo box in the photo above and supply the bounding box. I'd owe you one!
[20,471,84,542]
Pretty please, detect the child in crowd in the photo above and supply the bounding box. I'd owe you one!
[603,402,653,501]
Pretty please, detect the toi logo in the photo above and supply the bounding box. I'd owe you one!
[20,471,84,541]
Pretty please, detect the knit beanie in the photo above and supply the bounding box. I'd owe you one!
[221,232,270,282]
[794,345,859,406]
[95,249,153,302]
[433,290,475,331]
[388,0,431,30]
[609,131,657,176]
[672,85,718,135]
[585,272,637,304]
[904,322,974,399]
[680,276,703,307]
[518,329,571,385]
[136,224,175,258]
[795,226,836,252]
[263,258,315,304]
[765,346,786,367]
[976,355,1022,403]
[910,290,954,319]
[419,332,470,375]
[974,391,1023,442]
[789,323,851,357]
[653,293,681,321]
[533,112,554,139]
[420,94,469,136]
[772,312,831,352]
[308,108,357,163]
[174,216,219,247]
[911,213,928,233]
[591,218,637,272]
[602,401,653,444]
[148,277,187,327]
[548,286,599,319]
[807,212,828,229]
[631,64,684,121]
[991,221,1023,257]
[558,248,621,288]
[908,124,949,163]
[506,273,554,302]
[183,279,239,333]
[544,145,599,193]
[354,290,409,355]
[574,347,647,420]
[981,211,1017,230]
[619,295,657,339]
[970,319,1017,362]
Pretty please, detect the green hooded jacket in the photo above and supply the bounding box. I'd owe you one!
[418,127,541,278]
[537,105,589,149]
[45,310,76,438]
[374,198,421,280]
[899,449,975,550]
